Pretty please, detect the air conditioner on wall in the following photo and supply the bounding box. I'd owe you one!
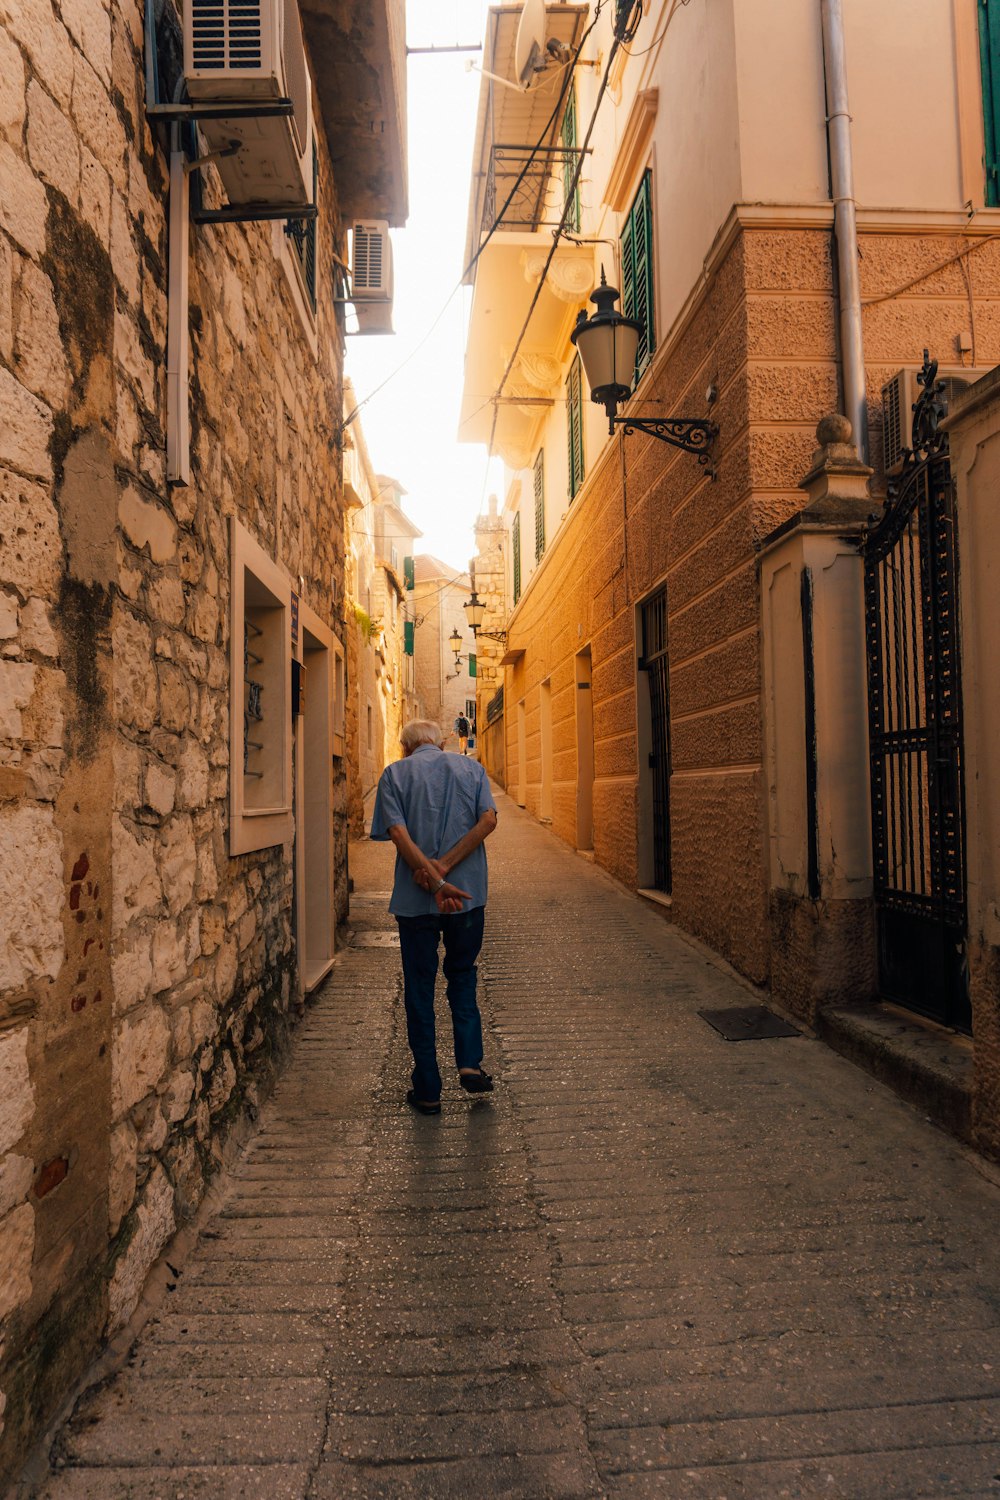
[183,0,313,207]
[350,221,394,335]
[880,365,983,476]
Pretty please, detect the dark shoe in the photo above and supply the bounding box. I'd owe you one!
[406,1090,441,1115]
[459,1068,494,1094]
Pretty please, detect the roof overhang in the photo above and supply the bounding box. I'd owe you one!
[300,0,408,226]
[464,4,589,277]
[458,232,595,463]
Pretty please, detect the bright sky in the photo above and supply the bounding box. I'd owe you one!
[344,0,503,574]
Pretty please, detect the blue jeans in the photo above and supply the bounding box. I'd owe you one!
[396,907,486,1103]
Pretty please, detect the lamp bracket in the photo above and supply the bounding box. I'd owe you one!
[473,629,508,646]
[614,415,718,476]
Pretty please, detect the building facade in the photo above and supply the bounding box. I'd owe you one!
[342,405,419,835]
[462,2,1000,1148]
[0,0,405,1478]
[411,556,477,745]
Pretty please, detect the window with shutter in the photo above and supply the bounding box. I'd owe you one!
[286,135,318,310]
[981,0,1000,205]
[566,356,585,500]
[561,87,581,232]
[512,511,522,604]
[620,170,655,385]
[533,450,545,561]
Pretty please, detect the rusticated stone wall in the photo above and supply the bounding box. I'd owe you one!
[0,0,349,1478]
[502,223,1000,989]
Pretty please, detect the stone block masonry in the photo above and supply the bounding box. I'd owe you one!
[28,803,1000,1498]
[0,0,357,1481]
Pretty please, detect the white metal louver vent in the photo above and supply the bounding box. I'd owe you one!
[352,222,389,297]
[183,0,313,208]
[189,0,263,71]
[349,221,393,333]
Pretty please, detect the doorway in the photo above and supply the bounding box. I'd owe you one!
[638,589,671,893]
[575,647,594,850]
[295,603,336,999]
[540,679,553,821]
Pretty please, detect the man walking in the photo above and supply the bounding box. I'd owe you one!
[371,719,498,1115]
[453,711,471,754]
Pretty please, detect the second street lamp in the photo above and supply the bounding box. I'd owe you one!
[571,271,718,473]
[463,588,507,646]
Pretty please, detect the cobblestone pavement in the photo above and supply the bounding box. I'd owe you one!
[30,789,1000,1499]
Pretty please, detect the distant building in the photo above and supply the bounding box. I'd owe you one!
[412,556,476,747]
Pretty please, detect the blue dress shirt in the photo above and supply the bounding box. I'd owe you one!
[370,746,497,916]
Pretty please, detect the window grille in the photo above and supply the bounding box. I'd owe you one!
[620,170,655,384]
[512,510,522,604]
[566,356,585,500]
[533,449,545,561]
[286,136,318,309]
[980,0,1000,205]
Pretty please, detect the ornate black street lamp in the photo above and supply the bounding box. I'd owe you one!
[463,588,507,646]
[570,272,717,472]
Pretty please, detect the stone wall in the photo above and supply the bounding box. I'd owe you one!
[501,223,1000,989]
[0,0,351,1478]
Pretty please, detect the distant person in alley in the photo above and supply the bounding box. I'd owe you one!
[453,711,471,754]
[371,719,498,1115]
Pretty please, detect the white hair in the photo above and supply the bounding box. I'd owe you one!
[400,719,444,751]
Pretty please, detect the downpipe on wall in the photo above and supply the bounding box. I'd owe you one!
[167,123,191,486]
[820,0,868,462]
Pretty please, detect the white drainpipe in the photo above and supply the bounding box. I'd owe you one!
[167,125,191,486]
[820,0,867,461]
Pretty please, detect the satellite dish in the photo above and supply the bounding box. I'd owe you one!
[514,0,547,89]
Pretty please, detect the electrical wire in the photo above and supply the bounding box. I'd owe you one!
[481,6,623,487]
[341,15,601,436]
[621,0,691,60]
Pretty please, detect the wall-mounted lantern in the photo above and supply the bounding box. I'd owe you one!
[570,271,718,474]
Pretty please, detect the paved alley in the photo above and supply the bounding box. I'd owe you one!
[27,789,1000,1499]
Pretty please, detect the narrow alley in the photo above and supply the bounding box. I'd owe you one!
[28,792,1000,1499]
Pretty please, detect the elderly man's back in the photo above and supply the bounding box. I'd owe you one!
[371,720,498,1114]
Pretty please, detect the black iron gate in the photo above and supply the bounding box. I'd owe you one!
[640,589,671,892]
[863,352,970,1032]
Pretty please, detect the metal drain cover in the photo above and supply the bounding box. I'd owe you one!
[698,1005,801,1041]
[351,932,400,948]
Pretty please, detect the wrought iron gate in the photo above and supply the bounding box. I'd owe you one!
[640,590,671,892]
[863,353,970,1032]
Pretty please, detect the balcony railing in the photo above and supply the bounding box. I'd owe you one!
[482,144,589,234]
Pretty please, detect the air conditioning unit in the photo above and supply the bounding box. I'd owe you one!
[183,0,313,207]
[350,220,394,335]
[881,365,981,475]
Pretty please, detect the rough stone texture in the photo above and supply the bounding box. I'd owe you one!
[0,1028,33,1156]
[0,805,64,991]
[0,0,357,1477]
[32,810,1000,1498]
[0,1202,35,1321]
[105,1165,175,1333]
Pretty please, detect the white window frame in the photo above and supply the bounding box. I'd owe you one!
[229,518,294,854]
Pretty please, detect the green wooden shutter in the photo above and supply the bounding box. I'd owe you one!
[981,0,1000,205]
[512,511,522,604]
[561,87,581,232]
[621,170,655,384]
[403,555,415,590]
[566,356,584,500]
[533,450,545,561]
[404,620,414,656]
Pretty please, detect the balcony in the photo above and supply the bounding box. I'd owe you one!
[482,143,588,235]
